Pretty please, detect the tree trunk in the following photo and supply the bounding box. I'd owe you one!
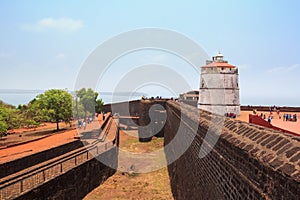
[56,120,59,131]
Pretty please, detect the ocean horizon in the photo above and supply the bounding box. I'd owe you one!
[0,90,299,108]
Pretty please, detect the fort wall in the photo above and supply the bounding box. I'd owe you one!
[15,147,117,200]
[0,140,84,179]
[241,105,300,112]
[101,100,140,116]
[3,100,299,199]
[163,101,300,199]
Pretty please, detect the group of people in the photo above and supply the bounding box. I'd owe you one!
[257,110,298,124]
[258,113,273,124]
[283,114,297,122]
[77,116,94,130]
[141,96,164,100]
[269,105,280,113]
[225,112,237,118]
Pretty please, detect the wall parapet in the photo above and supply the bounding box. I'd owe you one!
[165,101,300,199]
[0,140,84,179]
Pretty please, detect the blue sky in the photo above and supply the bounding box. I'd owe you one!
[0,0,299,106]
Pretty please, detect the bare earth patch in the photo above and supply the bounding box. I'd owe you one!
[84,129,173,200]
[0,122,73,148]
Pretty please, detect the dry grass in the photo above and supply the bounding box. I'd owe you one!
[84,130,173,200]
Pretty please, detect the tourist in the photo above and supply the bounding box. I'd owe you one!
[78,120,82,129]
[83,121,86,130]
[268,116,272,124]
[283,114,286,121]
[88,116,92,123]
[293,114,297,122]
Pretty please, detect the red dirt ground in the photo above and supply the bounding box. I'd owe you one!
[0,128,77,163]
[0,115,105,164]
[237,111,300,135]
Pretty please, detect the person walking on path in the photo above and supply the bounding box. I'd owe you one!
[83,121,86,130]
[268,116,272,124]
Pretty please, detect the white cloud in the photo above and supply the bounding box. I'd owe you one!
[267,64,299,73]
[56,53,66,59]
[21,17,83,32]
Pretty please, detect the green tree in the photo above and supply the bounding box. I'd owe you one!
[0,107,8,134]
[95,99,104,113]
[76,88,102,117]
[4,108,20,129]
[23,98,49,123]
[72,98,85,119]
[36,89,72,131]
[0,101,20,132]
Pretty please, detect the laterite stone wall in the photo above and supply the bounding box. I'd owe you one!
[164,101,300,199]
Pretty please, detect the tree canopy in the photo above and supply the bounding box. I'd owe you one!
[0,101,17,134]
[35,89,72,130]
[0,88,104,136]
[75,88,104,118]
[0,107,8,134]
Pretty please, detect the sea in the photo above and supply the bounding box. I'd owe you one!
[0,90,143,106]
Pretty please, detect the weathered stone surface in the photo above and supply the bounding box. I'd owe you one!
[270,158,284,168]
[163,100,300,200]
[286,147,300,158]
[279,163,296,176]
[290,153,300,163]
[0,140,84,179]
[272,139,289,151]
[277,143,293,155]
[16,148,118,200]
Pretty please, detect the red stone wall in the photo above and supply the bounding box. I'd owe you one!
[165,101,300,199]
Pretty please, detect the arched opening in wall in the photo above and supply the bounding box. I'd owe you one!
[153,110,167,137]
[138,101,168,142]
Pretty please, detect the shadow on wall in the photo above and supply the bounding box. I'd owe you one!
[138,100,167,142]
[164,101,300,200]
[16,148,118,200]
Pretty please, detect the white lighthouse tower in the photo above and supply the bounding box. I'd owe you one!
[198,52,240,116]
